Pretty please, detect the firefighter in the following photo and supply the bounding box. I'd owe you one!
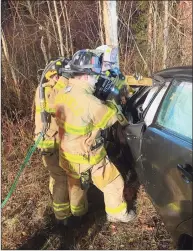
[34,64,69,223]
[53,49,136,225]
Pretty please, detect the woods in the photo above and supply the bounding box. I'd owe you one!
[1,0,192,120]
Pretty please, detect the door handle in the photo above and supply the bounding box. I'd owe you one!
[177,164,193,183]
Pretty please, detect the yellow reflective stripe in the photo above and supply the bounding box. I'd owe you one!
[56,107,116,135]
[54,81,66,90]
[56,119,93,135]
[38,140,58,149]
[36,106,55,113]
[60,147,106,165]
[105,202,127,214]
[53,207,70,212]
[64,122,93,135]
[71,204,85,212]
[53,202,70,212]
[95,106,116,129]
[168,203,180,212]
[53,202,69,207]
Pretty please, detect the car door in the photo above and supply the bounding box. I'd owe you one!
[140,77,192,234]
[124,80,170,176]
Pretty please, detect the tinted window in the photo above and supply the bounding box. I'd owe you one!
[156,79,192,140]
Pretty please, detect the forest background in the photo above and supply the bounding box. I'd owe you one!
[1,1,192,249]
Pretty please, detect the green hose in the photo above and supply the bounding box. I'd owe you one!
[1,132,44,209]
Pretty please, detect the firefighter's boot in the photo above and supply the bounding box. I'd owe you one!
[107,209,136,223]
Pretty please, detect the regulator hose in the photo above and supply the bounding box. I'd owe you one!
[1,132,44,209]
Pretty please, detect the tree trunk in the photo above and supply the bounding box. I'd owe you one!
[46,19,52,60]
[60,1,69,57]
[124,1,133,72]
[102,1,119,66]
[47,0,60,55]
[27,0,34,19]
[98,0,104,44]
[64,1,73,55]
[163,1,169,69]
[148,1,153,74]
[152,1,157,72]
[102,1,118,46]
[1,29,18,88]
[41,36,48,64]
[53,0,64,56]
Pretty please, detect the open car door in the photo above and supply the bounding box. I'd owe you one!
[124,76,193,240]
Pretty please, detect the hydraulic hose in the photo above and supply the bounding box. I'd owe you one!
[1,132,44,209]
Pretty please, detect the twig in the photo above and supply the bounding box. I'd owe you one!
[118,17,150,73]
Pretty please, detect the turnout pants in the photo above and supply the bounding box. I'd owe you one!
[60,155,128,220]
[42,152,88,220]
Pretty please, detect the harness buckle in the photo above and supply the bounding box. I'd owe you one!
[80,171,90,190]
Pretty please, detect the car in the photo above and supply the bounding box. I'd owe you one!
[107,66,192,249]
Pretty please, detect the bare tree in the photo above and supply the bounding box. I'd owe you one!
[163,1,169,68]
[53,0,64,56]
[98,0,104,44]
[47,0,60,55]
[60,1,69,57]
[64,1,73,55]
[40,36,48,64]
[1,29,18,88]
[152,1,158,72]
[102,1,118,47]
[148,1,153,74]
[26,1,34,19]
[45,19,52,60]
[124,1,133,72]
[102,0,119,66]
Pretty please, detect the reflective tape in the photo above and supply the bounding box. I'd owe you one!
[56,119,93,135]
[53,201,70,212]
[56,106,116,135]
[36,106,55,114]
[37,140,59,149]
[168,203,181,212]
[60,147,106,165]
[53,207,70,212]
[53,202,69,207]
[71,204,85,212]
[70,203,88,216]
[95,106,116,129]
[54,80,67,90]
[105,202,127,214]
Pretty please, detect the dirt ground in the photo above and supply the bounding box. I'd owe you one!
[1,163,174,250]
[1,121,174,250]
[17,184,174,250]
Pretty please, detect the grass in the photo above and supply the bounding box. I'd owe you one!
[1,117,174,250]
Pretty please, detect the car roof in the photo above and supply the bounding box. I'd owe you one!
[153,66,192,79]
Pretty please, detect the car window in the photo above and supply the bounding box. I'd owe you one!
[156,79,192,141]
[142,86,159,111]
[144,82,170,126]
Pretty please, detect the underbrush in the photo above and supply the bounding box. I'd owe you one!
[1,116,50,249]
